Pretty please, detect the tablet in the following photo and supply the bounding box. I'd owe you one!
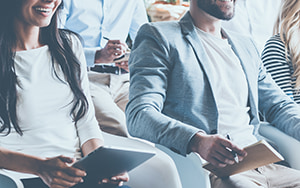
[73,146,156,181]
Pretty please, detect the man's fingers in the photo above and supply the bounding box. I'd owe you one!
[210,149,235,165]
[220,139,247,155]
[107,39,121,44]
[229,145,247,160]
[209,157,227,168]
[219,138,247,162]
[107,39,128,50]
[109,47,125,57]
[216,145,236,160]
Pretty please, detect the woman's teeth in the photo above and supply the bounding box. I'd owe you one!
[35,7,51,13]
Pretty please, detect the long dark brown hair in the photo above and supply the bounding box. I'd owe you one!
[0,0,88,135]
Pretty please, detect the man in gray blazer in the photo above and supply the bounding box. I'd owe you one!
[126,0,300,187]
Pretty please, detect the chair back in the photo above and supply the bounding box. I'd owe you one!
[0,174,19,188]
[156,144,211,188]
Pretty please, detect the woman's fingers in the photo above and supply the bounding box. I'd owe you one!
[40,156,87,188]
[111,172,129,182]
[99,172,129,185]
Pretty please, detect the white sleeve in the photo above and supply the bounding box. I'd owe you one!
[83,47,101,67]
[69,34,104,146]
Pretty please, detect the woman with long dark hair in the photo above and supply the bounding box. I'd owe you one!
[0,0,128,187]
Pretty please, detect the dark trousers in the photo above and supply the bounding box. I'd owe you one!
[21,178,131,188]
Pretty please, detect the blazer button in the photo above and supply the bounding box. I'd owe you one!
[210,129,217,134]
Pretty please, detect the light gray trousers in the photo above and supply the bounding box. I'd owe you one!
[210,164,300,188]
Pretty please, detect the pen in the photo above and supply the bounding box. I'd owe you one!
[103,36,110,41]
[103,36,124,57]
[103,36,130,60]
[226,134,239,164]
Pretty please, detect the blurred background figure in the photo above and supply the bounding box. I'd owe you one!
[262,0,300,104]
[59,2,183,187]
[222,0,282,53]
[60,0,148,137]
[146,0,189,22]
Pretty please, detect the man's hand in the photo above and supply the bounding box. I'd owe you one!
[100,172,129,186]
[189,132,247,167]
[37,155,86,188]
[115,61,129,73]
[95,40,128,64]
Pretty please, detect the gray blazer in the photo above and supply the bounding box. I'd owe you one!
[126,12,300,155]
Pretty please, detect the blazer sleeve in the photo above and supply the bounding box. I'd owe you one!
[126,23,201,156]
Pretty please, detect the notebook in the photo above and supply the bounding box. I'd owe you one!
[202,139,284,177]
[73,146,155,181]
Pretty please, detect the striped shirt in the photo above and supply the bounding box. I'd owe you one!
[261,34,300,104]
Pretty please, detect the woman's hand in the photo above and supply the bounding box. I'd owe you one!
[80,138,130,187]
[37,155,86,188]
[100,172,129,187]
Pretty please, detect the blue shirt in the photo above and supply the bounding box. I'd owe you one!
[60,0,148,67]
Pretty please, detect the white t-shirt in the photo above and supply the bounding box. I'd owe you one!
[197,28,257,148]
[0,34,103,179]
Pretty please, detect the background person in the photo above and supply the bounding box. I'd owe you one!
[222,0,282,54]
[59,0,149,137]
[261,0,300,104]
[59,1,183,187]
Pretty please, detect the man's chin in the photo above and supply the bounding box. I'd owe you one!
[208,11,234,21]
[220,13,234,21]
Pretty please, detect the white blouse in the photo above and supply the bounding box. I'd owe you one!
[0,34,103,179]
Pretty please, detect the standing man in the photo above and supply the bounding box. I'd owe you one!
[126,0,300,187]
[60,0,148,137]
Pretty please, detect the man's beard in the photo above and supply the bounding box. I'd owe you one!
[197,0,235,20]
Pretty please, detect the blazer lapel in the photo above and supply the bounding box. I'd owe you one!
[179,13,258,121]
[179,13,216,92]
[224,31,258,117]
[226,35,256,92]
